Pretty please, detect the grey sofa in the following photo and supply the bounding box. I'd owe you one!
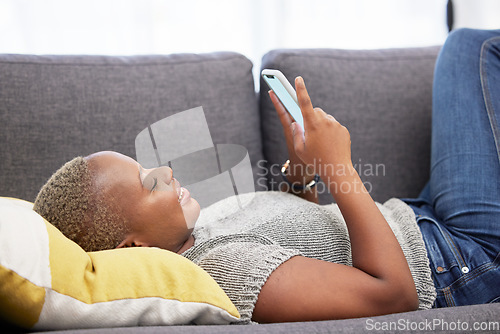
[1,47,499,333]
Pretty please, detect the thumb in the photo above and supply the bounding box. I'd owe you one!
[291,122,305,156]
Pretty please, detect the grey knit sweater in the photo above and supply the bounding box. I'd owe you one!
[182,191,436,323]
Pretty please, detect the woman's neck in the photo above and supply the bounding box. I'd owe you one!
[176,234,195,254]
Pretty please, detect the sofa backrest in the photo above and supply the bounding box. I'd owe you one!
[260,46,441,203]
[0,52,262,202]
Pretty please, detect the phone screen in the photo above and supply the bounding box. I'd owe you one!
[263,74,305,130]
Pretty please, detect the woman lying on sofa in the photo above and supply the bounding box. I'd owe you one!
[33,28,500,323]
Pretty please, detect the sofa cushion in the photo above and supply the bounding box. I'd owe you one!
[260,47,440,203]
[0,52,262,202]
[0,197,239,330]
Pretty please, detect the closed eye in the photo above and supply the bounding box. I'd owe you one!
[150,177,158,192]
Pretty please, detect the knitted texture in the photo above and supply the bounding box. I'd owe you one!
[182,191,436,322]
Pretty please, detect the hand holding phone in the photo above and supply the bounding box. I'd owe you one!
[264,71,353,175]
[262,69,305,130]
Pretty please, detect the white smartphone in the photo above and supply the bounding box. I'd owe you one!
[261,69,305,130]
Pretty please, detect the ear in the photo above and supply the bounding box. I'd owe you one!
[115,235,149,248]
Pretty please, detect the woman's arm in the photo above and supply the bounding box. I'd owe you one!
[254,77,418,322]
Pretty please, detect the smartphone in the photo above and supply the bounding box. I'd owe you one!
[261,69,305,130]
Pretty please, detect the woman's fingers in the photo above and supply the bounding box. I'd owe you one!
[270,89,303,163]
[295,76,315,123]
[295,76,337,125]
[291,122,305,156]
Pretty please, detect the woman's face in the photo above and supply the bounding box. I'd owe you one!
[87,151,200,252]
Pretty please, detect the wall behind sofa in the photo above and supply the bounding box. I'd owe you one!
[2,1,498,87]
[0,0,462,88]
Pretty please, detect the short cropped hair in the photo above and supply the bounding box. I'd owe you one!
[33,157,128,252]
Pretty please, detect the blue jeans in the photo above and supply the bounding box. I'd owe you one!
[403,28,500,307]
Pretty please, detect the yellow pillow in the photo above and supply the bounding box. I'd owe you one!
[0,197,239,330]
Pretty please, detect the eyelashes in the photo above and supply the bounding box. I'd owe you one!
[150,177,158,192]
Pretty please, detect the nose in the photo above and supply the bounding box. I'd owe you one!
[140,166,174,191]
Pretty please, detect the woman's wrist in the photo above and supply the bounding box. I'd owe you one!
[281,159,319,193]
[285,156,316,177]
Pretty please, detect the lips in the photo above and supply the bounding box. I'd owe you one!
[173,178,190,205]
[179,187,191,205]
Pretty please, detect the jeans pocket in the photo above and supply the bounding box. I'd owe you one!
[418,218,462,279]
